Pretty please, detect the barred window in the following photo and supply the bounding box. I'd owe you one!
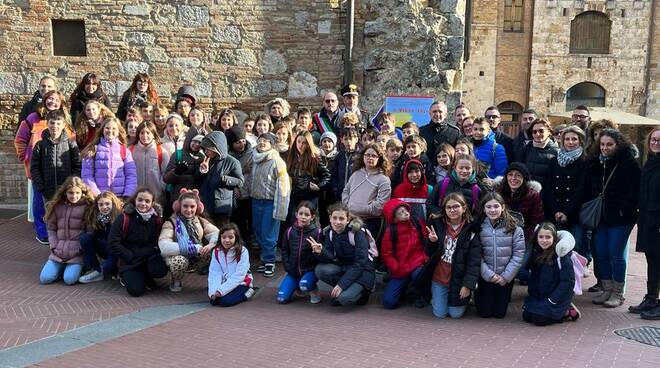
[504,0,524,32]
[569,11,611,54]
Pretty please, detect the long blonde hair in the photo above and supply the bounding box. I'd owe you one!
[81,117,128,157]
[44,176,95,221]
[85,191,123,231]
[645,126,660,161]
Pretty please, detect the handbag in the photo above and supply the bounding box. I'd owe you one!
[579,164,618,230]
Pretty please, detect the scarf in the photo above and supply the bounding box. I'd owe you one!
[96,212,111,225]
[175,214,200,257]
[445,220,465,240]
[599,153,611,163]
[557,147,583,167]
[136,207,156,221]
[252,148,279,164]
[532,139,550,149]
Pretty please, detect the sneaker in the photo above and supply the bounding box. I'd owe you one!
[255,264,266,273]
[119,277,126,287]
[565,303,581,321]
[245,287,256,300]
[295,289,309,297]
[310,290,322,304]
[263,263,275,278]
[36,236,49,245]
[414,297,425,308]
[145,278,157,291]
[78,270,104,284]
[169,279,182,292]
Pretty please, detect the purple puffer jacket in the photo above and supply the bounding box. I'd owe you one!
[82,138,137,197]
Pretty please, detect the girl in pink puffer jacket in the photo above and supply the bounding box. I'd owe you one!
[81,118,137,198]
[40,176,95,285]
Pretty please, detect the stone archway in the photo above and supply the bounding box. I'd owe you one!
[566,82,606,111]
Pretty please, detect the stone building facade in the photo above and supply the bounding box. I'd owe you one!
[0,0,466,203]
[463,0,659,125]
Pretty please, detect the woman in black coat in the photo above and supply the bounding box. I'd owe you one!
[631,127,660,319]
[516,119,559,188]
[412,192,481,319]
[69,73,111,127]
[583,129,641,308]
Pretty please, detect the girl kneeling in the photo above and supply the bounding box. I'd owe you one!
[40,177,94,285]
[208,223,254,307]
[159,189,219,292]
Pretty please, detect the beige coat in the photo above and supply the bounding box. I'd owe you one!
[158,215,220,257]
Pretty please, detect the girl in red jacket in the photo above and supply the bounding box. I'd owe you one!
[381,198,429,309]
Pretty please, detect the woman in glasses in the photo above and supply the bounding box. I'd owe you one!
[515,118,559,189]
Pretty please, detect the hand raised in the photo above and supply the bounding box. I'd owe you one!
[426,225,438,242]
[307,236,322,254]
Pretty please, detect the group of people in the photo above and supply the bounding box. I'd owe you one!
[13,72,660,323]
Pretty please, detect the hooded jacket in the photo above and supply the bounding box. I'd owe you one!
[524,247,575,321]
[108,203,163,272]
[250,148,290,221]
[289,156,331,200]
[81,138,138,197]
[380,199,429,279]
[163,131,206,200]
[30,129,82,200]
[282,220,323,278]
[494,177,545,243]
[197,132,244,216]
[391,153,433,189]
[637,153,660,254]
[47,199,90,264]
[583,146,641,226]
[331,149,357,200]
[229,140,254,200]
[317,218,375,290]
[342,167,392,219]
[474,132,508,179]
[392,159,431,221]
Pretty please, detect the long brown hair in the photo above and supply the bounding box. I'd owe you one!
[435,192,473,223]
[75,100,115,144]
[36,90,70,120]
[85,191,123,231]
[44,176,95,221]
[287,131,319,176]
[81,117,128,157]
[644,126,660,161]
[479,191,518,234]
[121,73,160,104]
[532,222,559,265]
[69,72,106,103]
[134,121,162,146]
[218,223,244,262]
[352,143,392,176]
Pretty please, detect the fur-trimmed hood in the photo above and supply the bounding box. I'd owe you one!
[492,176,542,192]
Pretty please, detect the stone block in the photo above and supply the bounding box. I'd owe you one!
[123,5,151,16]
[144,47,169,63]
[171,57,202,69]
[233,49,257,67]
[288,71,317,97]
[294,11,310,28]
[116,81,131,96]
[318,20,332,34]
[154,4,176,25]
[119,61,150,78]
[125,32,155,46]
[195,81,212,97]
[261,49,287,75]
[0,73,25,94]
[101,81,116,97]
[271,80,287,93]
[212,25,242,45]
[176,5,209,28]
[364,20,386,37]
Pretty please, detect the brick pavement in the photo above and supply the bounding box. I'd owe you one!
[0,217,658,367]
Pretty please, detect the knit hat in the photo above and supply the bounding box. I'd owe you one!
[505,162,530,181]
[258,132,277,146]
[320,131,337,146]
[225,125,246,146]
[191,134,205,143]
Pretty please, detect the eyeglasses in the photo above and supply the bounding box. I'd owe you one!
[572,114,588,119]
[324,99,337,103]
[532,129,547,135]
[364,153,379,158]
[651,139,660,145]
[485,115,500,120]
[445,204,462,211]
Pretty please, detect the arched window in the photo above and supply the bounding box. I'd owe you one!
[566,82,606,111]
[497,101,523,137]
[569,11,611,54]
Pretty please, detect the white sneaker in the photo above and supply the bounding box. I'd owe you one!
[245,287,256,300]
[79,270,104,284]
[169,279,182,292]
[310,290,322,304]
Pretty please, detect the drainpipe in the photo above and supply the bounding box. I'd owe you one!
[642,0,657,117]
[343,0,355,85]
[526,0,535,110]
[464,0,472,62]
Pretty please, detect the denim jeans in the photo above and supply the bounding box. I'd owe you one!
[40,259,83,285]
[277,271,318,303]
[594,224,633,283]
[315,263,365,305]
[32,182,47,239]
[570,223,590,262]
[252,199,281,263]
[431,281,467,319]
[210,285,249,307]
[382,267,422,309]
[80,233,117,275]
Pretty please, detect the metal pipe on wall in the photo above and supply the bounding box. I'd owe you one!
[343,0,355,85]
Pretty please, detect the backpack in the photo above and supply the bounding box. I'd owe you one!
[325,225,379,260]
[121,212,162,239]
[438,176,480,211]
[128,144,163,167]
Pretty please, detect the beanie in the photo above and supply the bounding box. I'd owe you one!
[320,131,337,146]
[258,132,277,146]
[225,125,246,146]
[505,162,530,182]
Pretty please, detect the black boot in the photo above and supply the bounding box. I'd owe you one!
[641,304,660,320]
[628,295,659,314]
[588,279,602,293]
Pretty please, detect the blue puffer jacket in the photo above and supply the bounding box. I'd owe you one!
[474,133,508,179]
[523,249,575,321]
[317,219,375,290]
[479,219,526,283]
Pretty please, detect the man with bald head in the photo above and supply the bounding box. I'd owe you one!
[313,92,341,134]
[419,101,461,159]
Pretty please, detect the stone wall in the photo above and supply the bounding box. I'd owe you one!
[528,0,651,115]
[646,0,660,120]
[0,0,466,203]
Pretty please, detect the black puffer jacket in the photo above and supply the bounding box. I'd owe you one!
[108,204,163,272]
[317,219,375,290]
[289,157,331,201]
[583,147,641,226]
[427,172,485,215]
[542,154,587,227]
[163,131,206,201]
[636,153,660,254]
[282,221,324,278]
[419,121,461,159]
[29,129,82,200]
[331,149,357,199]
[70,90,112,128]
[411,220,481,306]
[197,131,244,216]
[18,91,41,124]
[517,140,559,187]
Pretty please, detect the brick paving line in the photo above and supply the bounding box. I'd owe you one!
[0,302,208,368]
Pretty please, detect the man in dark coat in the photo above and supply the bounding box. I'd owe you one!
[18,75,56,124]
[419,101,461,159]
